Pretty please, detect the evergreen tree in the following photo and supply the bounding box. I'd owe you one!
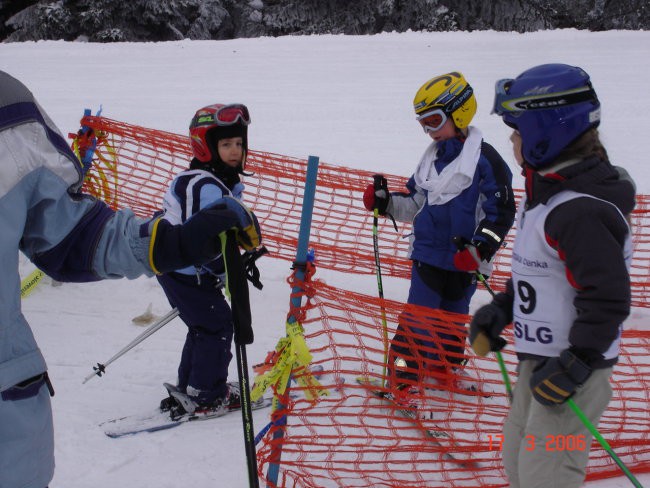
[2,0,648,43]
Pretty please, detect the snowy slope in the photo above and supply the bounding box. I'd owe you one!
[1,29,649,487]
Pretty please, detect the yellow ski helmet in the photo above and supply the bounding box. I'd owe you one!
[413,72,477,129]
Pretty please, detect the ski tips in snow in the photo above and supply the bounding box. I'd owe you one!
[101,395,273,438]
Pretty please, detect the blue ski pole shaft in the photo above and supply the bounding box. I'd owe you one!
[255,420,273,446]
[255,417,286,446]
[266,156,319,487]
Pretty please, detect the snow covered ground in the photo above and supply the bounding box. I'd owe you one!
[1,29,649,487]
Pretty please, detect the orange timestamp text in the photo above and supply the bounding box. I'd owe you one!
[487,434,587,452]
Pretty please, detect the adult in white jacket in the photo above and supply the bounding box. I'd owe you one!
[0,70,261,488]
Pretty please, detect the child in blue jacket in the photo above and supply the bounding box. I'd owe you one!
[364,72,515,405]
[157,103,257,417]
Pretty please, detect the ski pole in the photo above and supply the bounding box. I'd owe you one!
[371,202,390,386]
[254,415,292,446]
[453,236,513,399]
[567,399,644,488]
[221,229,259,488]
[235,343,258,488]
[473,271,513,399]
[475,271,642,485]
[82,307,179,384]
[255,420,274,446]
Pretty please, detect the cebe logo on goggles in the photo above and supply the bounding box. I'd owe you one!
[416,108,448,133]
[196,104,251,127]
[492,79,598,116]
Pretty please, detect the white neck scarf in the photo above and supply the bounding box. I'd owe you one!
[413,126,483,206]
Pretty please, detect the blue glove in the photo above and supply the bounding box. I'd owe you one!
[222,196,261,251]
[147,196,262,274]
[530,349,594,406]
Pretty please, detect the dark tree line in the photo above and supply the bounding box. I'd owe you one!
[1,0,648,43]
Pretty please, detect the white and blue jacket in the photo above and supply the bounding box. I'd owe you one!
[0,70,155,488]
[388,134,516,274]
[161,168,244,276]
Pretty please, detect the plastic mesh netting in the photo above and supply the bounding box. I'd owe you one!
[79,116,650,487]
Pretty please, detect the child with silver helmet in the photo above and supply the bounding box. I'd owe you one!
[472,63,635,488]
[363,72,516,405]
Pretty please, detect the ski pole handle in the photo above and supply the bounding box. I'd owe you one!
[470,271,513,400]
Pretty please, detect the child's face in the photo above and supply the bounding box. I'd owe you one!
[425,118,457,143]
[509,130,525,166]
[217,137,244,168]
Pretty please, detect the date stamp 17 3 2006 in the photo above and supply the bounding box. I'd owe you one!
[487,434,588,452]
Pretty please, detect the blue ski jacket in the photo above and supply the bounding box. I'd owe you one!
[388,133,515,275]
[0,70,156,488]
[161,167,244,276]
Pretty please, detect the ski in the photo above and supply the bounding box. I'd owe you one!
[102,393,272,438]
[356,376,479,468]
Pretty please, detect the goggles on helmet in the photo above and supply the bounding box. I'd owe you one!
[492,79,598,116]
[195,104,251,128]
[416,108,448,133]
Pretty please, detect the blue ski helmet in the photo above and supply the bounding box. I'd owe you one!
[492,64,601,169]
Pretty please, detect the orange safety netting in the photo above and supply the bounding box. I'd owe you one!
[78,116,650,486]
[260,280,650,488]
[80,115,650,308]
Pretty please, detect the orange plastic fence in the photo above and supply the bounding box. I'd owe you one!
[80,115,650,308]
[78,116,650,486]
[261,280,650,487]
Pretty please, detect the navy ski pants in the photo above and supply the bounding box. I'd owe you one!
[157,272,233,404]
[390,261,476,374]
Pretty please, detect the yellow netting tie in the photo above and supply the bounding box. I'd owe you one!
[251,320,329,402]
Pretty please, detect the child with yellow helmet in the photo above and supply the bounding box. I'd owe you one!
[363,71,516,405]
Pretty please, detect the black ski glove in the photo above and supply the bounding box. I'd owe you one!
[530,348,596,406]
[469,280,513,356]
[363,174,390,215]
[147,196,262,275]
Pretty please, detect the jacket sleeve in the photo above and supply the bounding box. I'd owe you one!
[545,197,631,356]
[386,175,426,223]
[23,188,153,282]
[473,143,516,259]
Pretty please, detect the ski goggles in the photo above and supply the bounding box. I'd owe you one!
[492,79,598,116]
[416,108,448,133]
[196,104,251,127]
